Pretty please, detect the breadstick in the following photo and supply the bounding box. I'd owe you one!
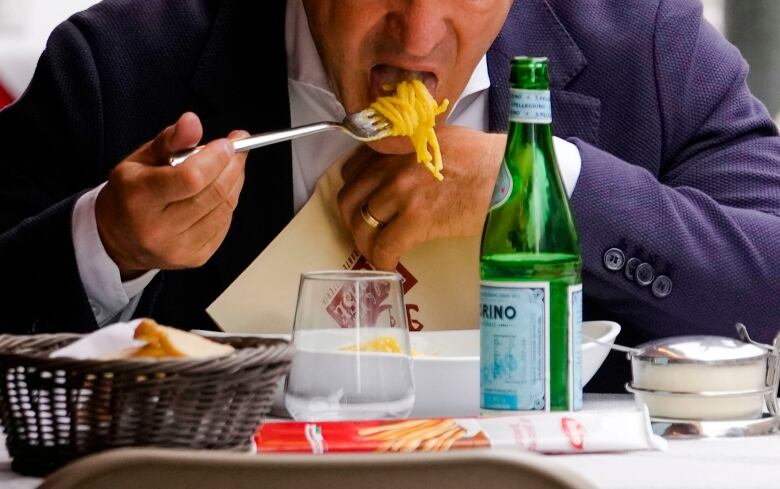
[363,420,442,441]
[390,420,456,452]
[358,419,429,437]
[376,439,396,452]
[420,436,440,452]
[429,426,462,451]
[396,436,423,452]
[439,428,466,451]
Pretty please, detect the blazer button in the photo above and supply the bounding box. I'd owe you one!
[624,257,641,281]
[635,263,655,286]
[652,275,673,298]
[603,248,626,271]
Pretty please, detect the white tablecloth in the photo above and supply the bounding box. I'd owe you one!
[2,394,779,489]
[0,0,100,97]
[552,396,780,489]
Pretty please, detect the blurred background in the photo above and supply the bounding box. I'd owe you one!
[0,0,778,121]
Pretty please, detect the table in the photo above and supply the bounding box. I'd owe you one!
[2,394,779,489]
[0,0,100,101]
[552,395,780,489]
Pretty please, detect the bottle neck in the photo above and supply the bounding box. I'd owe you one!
[507,87,553,146]
[480,73,580,260]
[508,87,551,124]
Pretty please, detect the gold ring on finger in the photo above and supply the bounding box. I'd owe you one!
[360,203,387,230]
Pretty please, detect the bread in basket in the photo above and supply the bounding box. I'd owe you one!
[0,319,294,476]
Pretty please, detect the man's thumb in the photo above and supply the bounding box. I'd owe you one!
[147,112,203,164]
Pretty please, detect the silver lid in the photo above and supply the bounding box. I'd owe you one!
[633,335,769,365]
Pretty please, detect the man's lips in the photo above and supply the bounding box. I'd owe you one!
[369,64,438,101]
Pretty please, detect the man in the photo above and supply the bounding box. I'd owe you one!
[1,0,779,391]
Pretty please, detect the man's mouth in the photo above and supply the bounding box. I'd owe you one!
[369,64,438,101]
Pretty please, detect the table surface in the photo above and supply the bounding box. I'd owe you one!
[2,394,779,489]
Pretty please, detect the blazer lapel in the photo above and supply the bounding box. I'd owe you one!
[189,0,294,285]
[488,0,601,145]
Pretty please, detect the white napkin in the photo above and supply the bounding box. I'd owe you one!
[50,320,146,359]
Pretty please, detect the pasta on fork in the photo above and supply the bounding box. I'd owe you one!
[369,79,449,181]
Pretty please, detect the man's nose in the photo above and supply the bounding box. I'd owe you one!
[392,1,448,58]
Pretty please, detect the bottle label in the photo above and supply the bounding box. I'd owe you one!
[480,281,550,411]
[510,89,552,124]
[488,159,513,212]
[568,284,583,411]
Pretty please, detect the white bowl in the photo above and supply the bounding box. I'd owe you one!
[582,320,621,387]
[405,320,620,417]
[197,320,620,418]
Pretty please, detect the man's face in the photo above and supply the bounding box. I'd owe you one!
[302,0,512,153]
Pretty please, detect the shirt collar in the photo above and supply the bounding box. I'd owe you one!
[460,56,490,101]
[285,0,491,104]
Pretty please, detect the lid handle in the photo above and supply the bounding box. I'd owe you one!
[736,323,777,353]
[737,323,780,418]
[770,329,780,417]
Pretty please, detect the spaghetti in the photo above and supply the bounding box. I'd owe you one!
[370,79,449,181]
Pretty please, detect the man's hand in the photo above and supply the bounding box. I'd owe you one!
[338,126,506,271]
[95,112,249,280]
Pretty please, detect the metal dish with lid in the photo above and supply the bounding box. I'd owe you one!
[632,333,770,365]
[624,324,780,438]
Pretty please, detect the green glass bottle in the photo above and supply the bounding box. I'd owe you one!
[479,57,582,412]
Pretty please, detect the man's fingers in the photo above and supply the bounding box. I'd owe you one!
[370,216,421,271]
[168,112,204,152]
[342,145,378,184]
[228,129,250,143]
[337,160,389,230]
[164,147,247,232]
[138,138,234,204]
[170,200,235,268]
[349,195,400,265]
[349,185,400,260]
[362,176,408,223]
[145,112,204,165]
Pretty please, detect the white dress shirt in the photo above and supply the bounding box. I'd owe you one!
[72,0,582,326]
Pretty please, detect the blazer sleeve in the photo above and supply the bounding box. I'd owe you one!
[0,20,110,334]
[571,0,780,343]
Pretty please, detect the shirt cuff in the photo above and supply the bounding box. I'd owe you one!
[553,136,582,197]
[71,183,159,326]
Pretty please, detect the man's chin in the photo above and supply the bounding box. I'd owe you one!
[367,136,414,155]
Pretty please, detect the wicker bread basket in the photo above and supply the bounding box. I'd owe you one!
[0,333,294,476]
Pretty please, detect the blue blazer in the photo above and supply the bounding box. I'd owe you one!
[1,0,779,391]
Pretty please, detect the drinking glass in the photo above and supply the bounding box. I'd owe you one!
[284,271,415,421]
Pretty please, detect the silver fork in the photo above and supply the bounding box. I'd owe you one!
[169,109,392,166]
